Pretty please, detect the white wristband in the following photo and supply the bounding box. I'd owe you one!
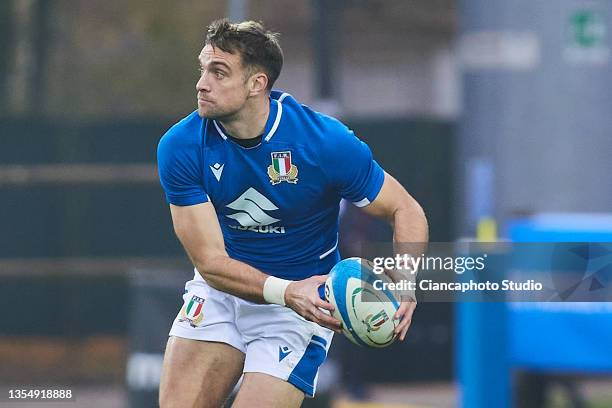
[263,276,291,306]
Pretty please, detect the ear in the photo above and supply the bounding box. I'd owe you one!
[248,72,269,97]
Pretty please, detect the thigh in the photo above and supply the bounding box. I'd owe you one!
[237,301,334,398]
[159,336,245,408]
[170,277,245,352]
[231,372,304,408]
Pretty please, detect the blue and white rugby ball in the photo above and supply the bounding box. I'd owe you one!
[324,257,400,347]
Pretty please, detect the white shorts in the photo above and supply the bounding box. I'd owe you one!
[169,274,334,397]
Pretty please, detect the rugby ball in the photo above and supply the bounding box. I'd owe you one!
[324,257,400,347]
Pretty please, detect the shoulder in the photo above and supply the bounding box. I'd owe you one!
[157,111,206,186]
[158,110,205,153]
[271,90,356,148]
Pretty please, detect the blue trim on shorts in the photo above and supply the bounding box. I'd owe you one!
[288,336,328,397]
[311,335,327,347]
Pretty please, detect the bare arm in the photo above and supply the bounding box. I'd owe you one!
[361,172,428,246]
[169,202,341,330]
[360,171,429,340]
[170,202,268,302]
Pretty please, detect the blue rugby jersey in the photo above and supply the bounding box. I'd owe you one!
[157,91,384,280]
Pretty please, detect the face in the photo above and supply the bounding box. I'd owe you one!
[196,44,251,119]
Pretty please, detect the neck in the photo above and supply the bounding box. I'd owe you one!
[219,95,270,139]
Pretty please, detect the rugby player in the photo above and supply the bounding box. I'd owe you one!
[157,19,428,408]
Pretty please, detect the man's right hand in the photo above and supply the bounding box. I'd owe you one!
[284,275,342,332]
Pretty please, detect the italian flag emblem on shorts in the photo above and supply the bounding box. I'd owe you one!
[179,295,205,327]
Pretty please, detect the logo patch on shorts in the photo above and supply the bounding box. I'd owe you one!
[179,295,205,327]
[278,345,292,362]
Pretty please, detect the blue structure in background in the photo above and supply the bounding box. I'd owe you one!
[457,213,612,408]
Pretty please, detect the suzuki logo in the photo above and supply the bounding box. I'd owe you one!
[226,188,285,233]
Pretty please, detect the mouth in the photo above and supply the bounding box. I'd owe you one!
[197,96,212,105]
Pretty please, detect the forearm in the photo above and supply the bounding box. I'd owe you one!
[392,203,428,245]
[389,203,429,285]
[194,254,269,303]
[170,202,293,305]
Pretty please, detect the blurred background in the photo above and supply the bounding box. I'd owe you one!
[1,0,611,407]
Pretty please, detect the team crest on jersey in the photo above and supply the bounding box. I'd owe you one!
[267,151,298,185]
[178,295,205,327]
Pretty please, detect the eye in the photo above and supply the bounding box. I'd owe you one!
[215,71,225,79]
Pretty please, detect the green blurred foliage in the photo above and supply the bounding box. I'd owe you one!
[45,0,225,118]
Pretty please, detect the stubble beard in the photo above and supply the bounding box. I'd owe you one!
[198,104,228,120]
[198,98,246,122]
[199,106,240,122]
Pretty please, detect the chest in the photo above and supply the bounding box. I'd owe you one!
[201,143,330,222]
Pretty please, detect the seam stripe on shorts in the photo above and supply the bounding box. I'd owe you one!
[287,337,327,397]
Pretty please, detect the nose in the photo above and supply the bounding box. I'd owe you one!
[196,71,211,93]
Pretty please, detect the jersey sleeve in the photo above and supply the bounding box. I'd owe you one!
[157,126,209,206]
[322,123,385,207]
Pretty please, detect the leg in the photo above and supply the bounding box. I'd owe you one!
[233,301,334,405]
[159,336,245,408]
[231,372,304,408]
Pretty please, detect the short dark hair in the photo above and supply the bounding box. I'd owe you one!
[206,19,283,91]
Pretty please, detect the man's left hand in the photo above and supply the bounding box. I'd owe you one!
[394,298,417,341]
